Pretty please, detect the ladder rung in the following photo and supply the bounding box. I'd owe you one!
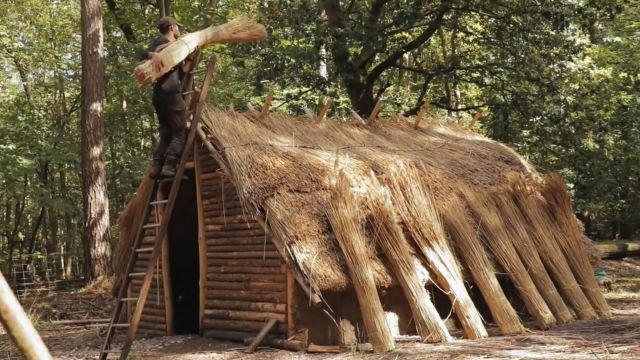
[150,200,168,205]
[190,68,206,75]
[113,323,130,328]
[120,297,138,302]
[182,90,195,95]
[135,247,153,253]
[143,223,160,229]
[128,272,146,277]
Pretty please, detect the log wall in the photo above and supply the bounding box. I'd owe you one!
[195,144,289,340]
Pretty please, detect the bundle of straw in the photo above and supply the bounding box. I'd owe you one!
[541,175,611,319]
[440,198,525,335]
[461,186,557,329]
[326,172,395,352]
[386,162,487,340]
[134,16,267,86]
[508,174,598,320]
[365,176,451,343]
[494,193,574,324]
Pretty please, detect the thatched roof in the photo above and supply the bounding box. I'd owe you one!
[197,107,537,292]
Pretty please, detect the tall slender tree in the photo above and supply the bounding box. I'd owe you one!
[80,0,112,279]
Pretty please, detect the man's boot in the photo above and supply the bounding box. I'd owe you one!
[159,164,177,178]
[149,161,163,179]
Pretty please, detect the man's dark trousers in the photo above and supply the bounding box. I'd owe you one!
[152,91,188,168]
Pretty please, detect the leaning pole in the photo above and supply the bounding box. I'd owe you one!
[0,271,52,360]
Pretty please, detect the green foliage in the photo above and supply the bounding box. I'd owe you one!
[1,0,639,273]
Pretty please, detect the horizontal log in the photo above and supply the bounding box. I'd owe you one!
[208,259,282,267]
[206,237,270,246]
[140,313,166,324]
[204,309,285,322]
[203,208,247,218]
[137,328,167,337]
[203,223,262,232]
[206,289,286,303]
[199,172,226,181]
[307,344,342,353]
[204,215,256,225]
[206,251,281,259]
[205,299,286,313]
[203,201,243,212]
[207,244,277,253]
[205,229,266,239]
[51,318,109,325]
[202,318,286,333]
[206,281,285,292]
[138,321,167,331]
[142,307,167,316]
[207,266,285,275]
[244,337,305,352]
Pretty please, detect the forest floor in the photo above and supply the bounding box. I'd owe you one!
[1,258,639,360]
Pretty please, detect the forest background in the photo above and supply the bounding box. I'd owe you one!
[0,0,638,277]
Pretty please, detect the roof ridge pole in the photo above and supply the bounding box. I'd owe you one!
[315,98,333,124]
[367,99,384,127]
[468,109,483,130]
[258,93,273,121]
[413,101,430,130]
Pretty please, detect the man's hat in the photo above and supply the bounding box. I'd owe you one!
[157,16,182,31]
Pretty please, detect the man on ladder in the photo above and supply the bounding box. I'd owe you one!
[142,16,195,179]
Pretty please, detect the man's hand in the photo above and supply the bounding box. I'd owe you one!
[148,52,164,73]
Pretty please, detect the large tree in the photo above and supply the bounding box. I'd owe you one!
[80,0,112,279]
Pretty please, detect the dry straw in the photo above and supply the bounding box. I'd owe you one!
[508,174,598,320]
[135,16,267,86]
[461,186,557,329]
[386,162,487,340]
[365,175,451,343]
[440,197,525,335]
[493,192,574,324]
[540,175,611,319]
[326,172,394,352]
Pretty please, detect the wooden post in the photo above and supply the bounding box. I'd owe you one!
[286,269,295,338]
[414,101,430,129]
[245,318,278,353]
[258,93,273,121]
[315,98,333,124]
[468,109,483,130]
[158,191,174,335]
[367,99,383,127]
[350,110,366,125]
[0,271,52,360]
[194,142,208,335]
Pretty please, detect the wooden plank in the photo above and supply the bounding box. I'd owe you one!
[206,281,285,292]
[205,290,286,303]
[205,309,285,323]
[195,141,207,335]
[207,266,284,275]
[205,299,286,313]
[245,318,278,353]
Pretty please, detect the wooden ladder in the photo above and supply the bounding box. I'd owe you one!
[99,53,217,360]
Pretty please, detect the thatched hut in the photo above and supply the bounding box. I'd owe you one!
[114,106,609,351]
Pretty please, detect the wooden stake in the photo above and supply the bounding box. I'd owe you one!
[194,141,208,335]
[468,109,483,130]
[315,98,333,124]
[414,101,430,129]
[259,93,273,121]
[286,269,295,338]
[245,318,278,353]
[0,271,52,360]
[367,99,383,127]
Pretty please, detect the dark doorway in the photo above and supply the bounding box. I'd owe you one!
[165,169,200,334]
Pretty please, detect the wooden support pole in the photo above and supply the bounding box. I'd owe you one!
[414,101,430,129]
[315,98,333,124]
[367,99,383,127]
[0,271,53,360]
[468,109,483,130]
[259,93,273,121]
[245,318,278,353]
[350,110,366,125]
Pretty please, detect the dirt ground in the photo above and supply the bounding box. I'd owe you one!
[1,258,639,360]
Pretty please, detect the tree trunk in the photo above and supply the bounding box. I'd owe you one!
[80,0,112,280]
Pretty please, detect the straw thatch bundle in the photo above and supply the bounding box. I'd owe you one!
[386,162,487,339]
[461,187,557,329]
[326,173,394,352]
[365,175,451,343]
[541,175,611,319]
[440,198,525,335]
[493,192,574,324]
[134,16,266,86]
[508,174,598,320]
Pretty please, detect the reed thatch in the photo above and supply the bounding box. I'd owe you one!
[134,16,266,86]
[115,105,610,339]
